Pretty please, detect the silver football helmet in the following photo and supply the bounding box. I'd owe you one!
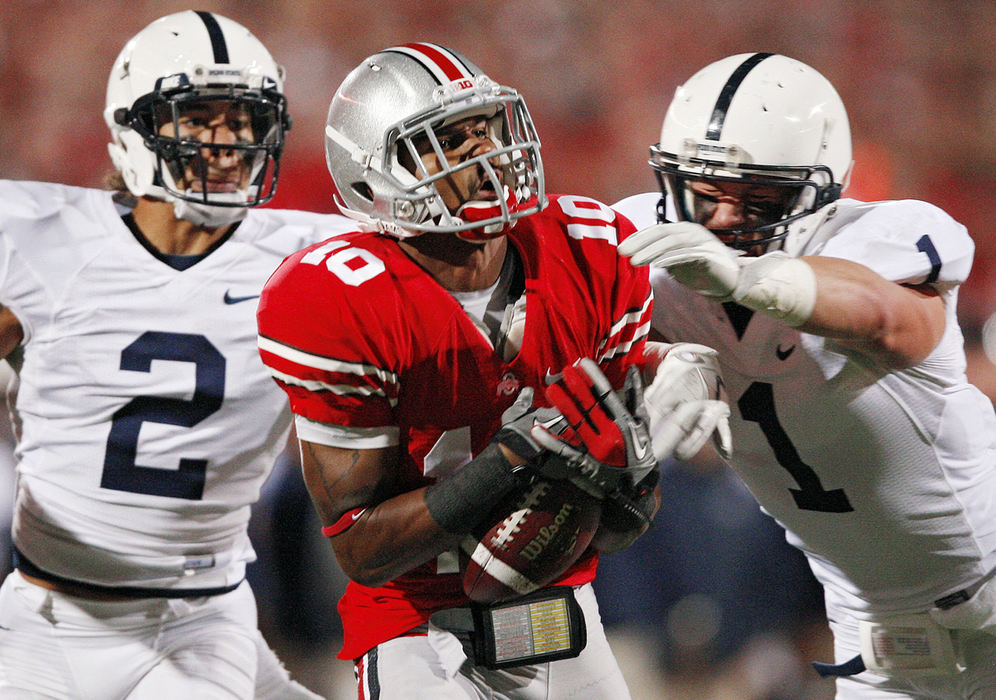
[104,11,290,227]
[651,53,852,254]
[324,43,545,241]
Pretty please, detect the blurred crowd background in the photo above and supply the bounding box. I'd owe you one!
[1,1,993,698]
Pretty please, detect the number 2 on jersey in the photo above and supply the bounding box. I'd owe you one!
[100,331,224,500]
[738,381,853,513]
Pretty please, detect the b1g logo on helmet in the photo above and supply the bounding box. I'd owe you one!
[496,372,521,397]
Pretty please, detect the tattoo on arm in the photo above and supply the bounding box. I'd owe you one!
[302,441,395,528]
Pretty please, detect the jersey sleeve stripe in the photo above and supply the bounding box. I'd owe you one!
[603,296,653,343]
[598,318,652,362]
[597,296,653,362]
[295,415,399,448]
[258,334,398,386]
[267,367,399,406]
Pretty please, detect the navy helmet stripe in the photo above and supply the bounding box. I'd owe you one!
[195,11,229,64]
[706,52,774,141]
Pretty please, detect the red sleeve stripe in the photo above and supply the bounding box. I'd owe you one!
[598,318,652,363]
[258,335,399,405]
[266,366,399,407]
[604,295,653,341]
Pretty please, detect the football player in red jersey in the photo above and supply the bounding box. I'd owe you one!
[256,43,729,699]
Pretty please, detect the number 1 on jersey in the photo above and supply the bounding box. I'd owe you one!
[738,381,853,513]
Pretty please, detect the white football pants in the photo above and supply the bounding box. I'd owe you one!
[828,612,996,699]
[354,583,631,699]
[0,570,319,699]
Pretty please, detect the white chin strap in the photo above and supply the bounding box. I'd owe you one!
[171,191,249,228]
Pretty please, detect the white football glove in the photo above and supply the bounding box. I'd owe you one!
[619,222,741,298]
[620,222,817,327]
[642,342,732,461]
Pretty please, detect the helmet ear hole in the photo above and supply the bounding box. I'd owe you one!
[351,182,374,202]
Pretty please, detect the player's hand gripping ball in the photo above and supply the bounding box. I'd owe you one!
[461,477,602,603]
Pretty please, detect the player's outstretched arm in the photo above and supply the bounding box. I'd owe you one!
[800,256,946,369]
[620,222,946,369]
[641,341,732,461]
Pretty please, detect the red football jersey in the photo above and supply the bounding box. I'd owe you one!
[257,194,652,659]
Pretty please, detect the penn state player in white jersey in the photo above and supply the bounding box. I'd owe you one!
[0,11,353,698]
[615,53,996,698]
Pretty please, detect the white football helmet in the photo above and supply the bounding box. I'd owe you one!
[324,43,545,241]
[651,53,852,254]
[105,11,290,227]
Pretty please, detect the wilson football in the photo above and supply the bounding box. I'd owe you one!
[461,478,603,603]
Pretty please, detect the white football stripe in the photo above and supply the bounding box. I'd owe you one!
[463,540,540,596]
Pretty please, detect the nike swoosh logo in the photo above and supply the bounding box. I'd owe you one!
[543,368,561,386]
[351,508,368,521]
[632,425,650,461]
[537,414,567,434]
[224,290,260,305]
[776,344,796,361]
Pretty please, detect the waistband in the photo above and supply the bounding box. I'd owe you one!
[14,547,242,600]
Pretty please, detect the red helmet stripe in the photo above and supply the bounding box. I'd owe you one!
[395,42,474,84]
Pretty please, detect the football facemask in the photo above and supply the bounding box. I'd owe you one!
[395,106,541,241]
[115,80,287,209]
[653,160,841,252]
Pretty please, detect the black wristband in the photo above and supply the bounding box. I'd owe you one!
[424,442,523,534]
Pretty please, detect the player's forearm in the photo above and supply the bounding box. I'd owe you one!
[327,442,526,588]
[798,256,945,368]
[330,488,466,588]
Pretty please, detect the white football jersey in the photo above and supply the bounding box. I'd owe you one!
[615,192,996,619]
[0,180,355,590]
